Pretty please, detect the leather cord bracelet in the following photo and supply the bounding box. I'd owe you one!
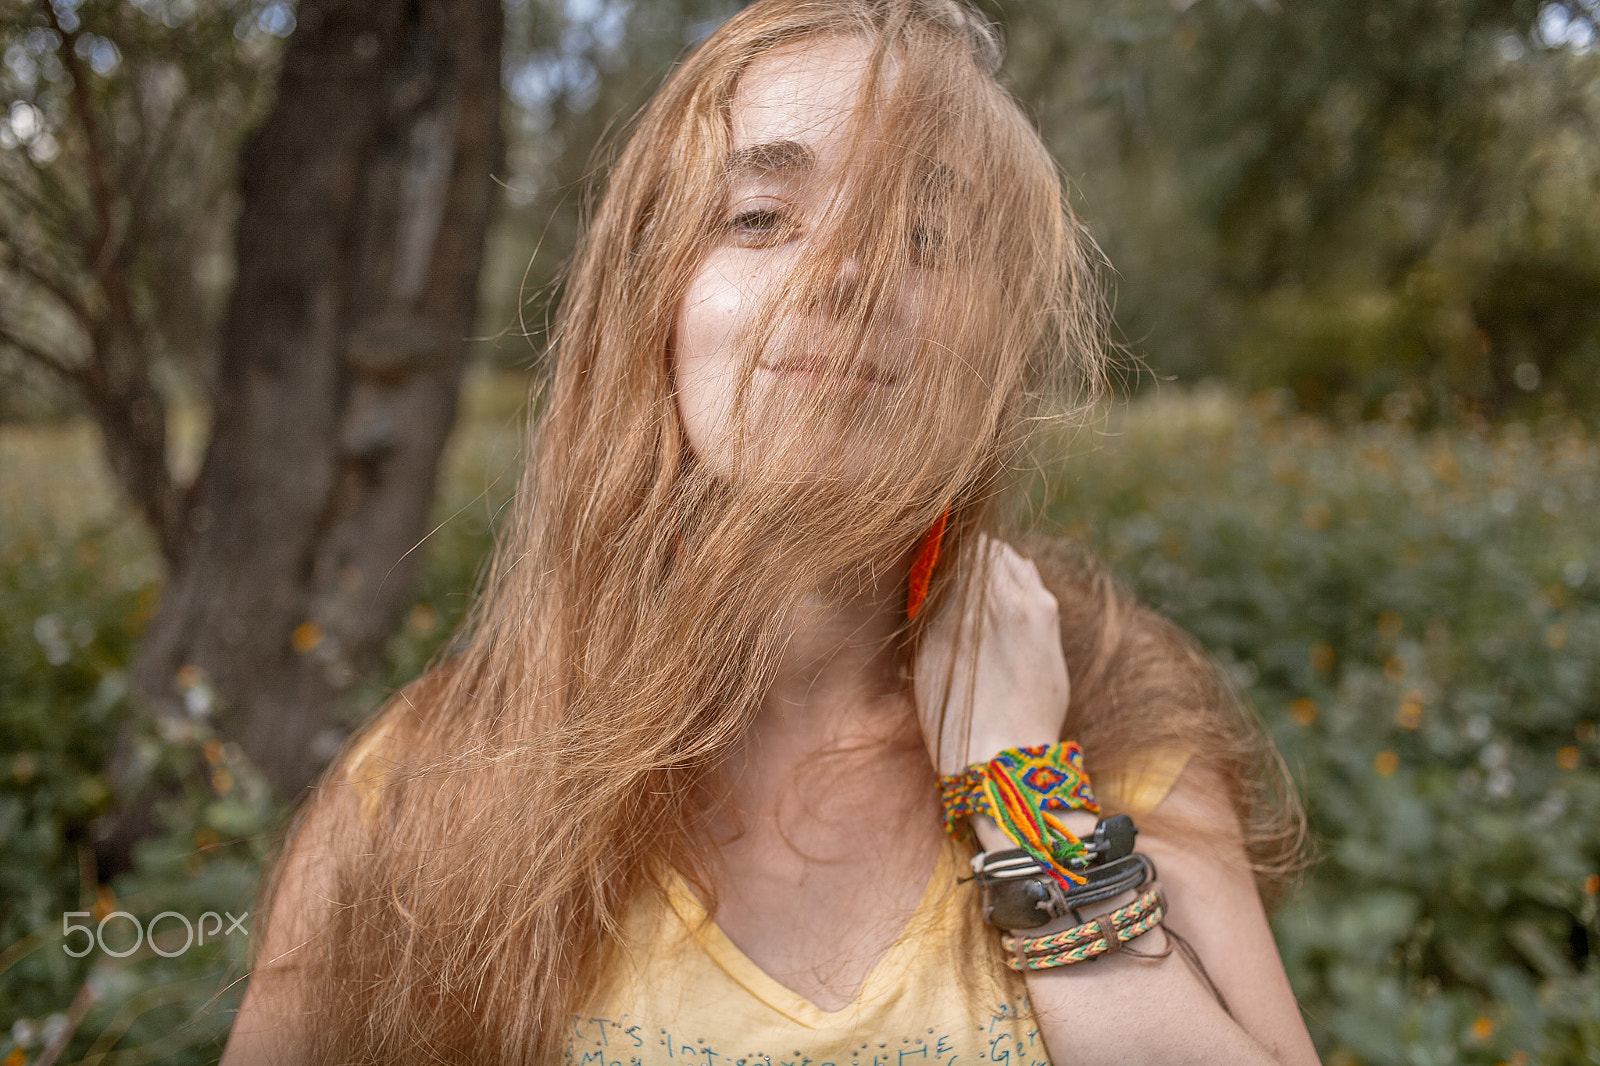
[982,842,1236,1017]
[999,884,1167,971]
[970,814,1150,929]
[945,750,1235,1011]
[990,852,1157,928]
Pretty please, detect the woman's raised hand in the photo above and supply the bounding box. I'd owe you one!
[911,535,1071,778]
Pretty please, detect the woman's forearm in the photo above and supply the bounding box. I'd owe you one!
[915,543,1321,1066]
[970,816,1288,1066]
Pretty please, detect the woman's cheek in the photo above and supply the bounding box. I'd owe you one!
[672,261,750,467]
[692,279,741,364]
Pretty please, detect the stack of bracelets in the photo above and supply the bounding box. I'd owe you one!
[937,741,1167,972]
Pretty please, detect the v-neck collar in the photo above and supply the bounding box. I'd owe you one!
[662,836,961,1028]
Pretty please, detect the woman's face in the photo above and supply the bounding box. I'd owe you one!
[670,35,946,478]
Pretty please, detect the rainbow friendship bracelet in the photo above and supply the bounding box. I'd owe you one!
[938,741,1100,891]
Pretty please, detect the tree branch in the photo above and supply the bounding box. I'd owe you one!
[42,1,119,266]
[123,90,189,231]
[0,159,87,245]
[0,230,97,327]
[33,4,184,570]
[0,319,84,385]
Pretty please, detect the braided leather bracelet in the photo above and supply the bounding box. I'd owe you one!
[999,884,1167,971]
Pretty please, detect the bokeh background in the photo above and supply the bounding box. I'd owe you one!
[2,0,1598,1062]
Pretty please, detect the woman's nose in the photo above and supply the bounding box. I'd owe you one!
[817,253,865,318]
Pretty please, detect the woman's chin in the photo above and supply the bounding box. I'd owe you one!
[701,440,889,491]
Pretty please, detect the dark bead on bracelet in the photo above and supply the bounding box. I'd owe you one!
[1092,813,1139,864]
[984,876,1056,929]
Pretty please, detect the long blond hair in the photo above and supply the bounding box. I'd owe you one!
[250,2,1302,1060]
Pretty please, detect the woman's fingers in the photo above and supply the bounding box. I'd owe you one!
[912,535,1071,775]
[982,540,1060,639]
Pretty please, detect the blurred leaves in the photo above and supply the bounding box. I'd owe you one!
[1,421,276,1063]
[1048,385,1600,1063]
[988,0,1600,421]
[0,371,519,1061]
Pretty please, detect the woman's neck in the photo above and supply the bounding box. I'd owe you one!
[703,555,943,998]
[761,555,914,732]
[705,554,927,840]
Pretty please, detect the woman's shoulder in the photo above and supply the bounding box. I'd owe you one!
[343,711,404,832]
[1016,530,1307,898]
[1095,745,1193,815]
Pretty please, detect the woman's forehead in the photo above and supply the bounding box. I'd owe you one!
[728,35,894,168]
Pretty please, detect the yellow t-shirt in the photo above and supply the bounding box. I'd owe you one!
[343,721,1190,1066]
[561,748,1190,1066]
[565,834,1039,1066]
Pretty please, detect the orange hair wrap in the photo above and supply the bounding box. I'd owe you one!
[906,506,951,620]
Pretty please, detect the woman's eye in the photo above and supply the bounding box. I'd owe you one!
[910,222,944,263]
[727,206,793,245]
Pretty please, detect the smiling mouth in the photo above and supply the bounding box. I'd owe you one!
[763,356,897,386]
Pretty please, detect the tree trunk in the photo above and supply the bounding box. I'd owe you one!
[96,0,503,868]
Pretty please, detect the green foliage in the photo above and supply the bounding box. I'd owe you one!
[1048,387,1599,1063]
[0,373,521,1059]
[1,425,278,1064]
[1,502,149,1020]
[985,0,1600,422]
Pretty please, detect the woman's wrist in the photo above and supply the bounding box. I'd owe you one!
[947,739,1139,941]
[957,739,1097,858]
[969,809,1139,939]
[962,730,1061,776]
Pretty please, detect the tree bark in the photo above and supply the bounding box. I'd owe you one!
[96,0,503,868]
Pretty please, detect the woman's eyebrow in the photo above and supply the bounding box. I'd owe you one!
[724,139,816,179]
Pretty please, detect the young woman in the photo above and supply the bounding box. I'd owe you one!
[223,2,1319,1063]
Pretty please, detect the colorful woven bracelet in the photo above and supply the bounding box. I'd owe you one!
[998,884,1166,971]
[938,741,1099,891]
[1000,883,1163,956]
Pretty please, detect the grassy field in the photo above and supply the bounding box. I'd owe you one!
[2,375,1596,1064]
